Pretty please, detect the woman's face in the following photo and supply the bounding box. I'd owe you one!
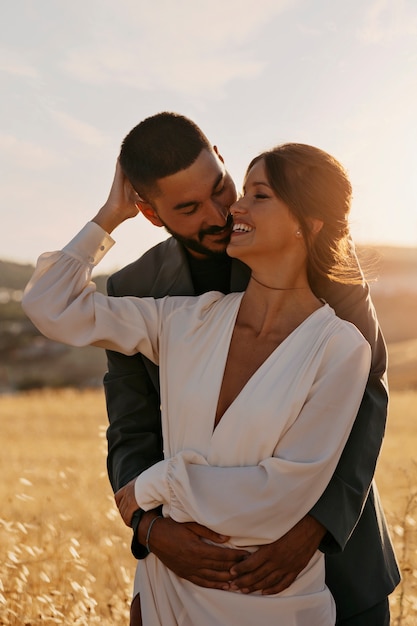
[227,158,301,264]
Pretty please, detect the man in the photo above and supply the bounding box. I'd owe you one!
[104,112,399,625]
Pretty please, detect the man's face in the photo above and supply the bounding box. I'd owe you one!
[142,148,237,258]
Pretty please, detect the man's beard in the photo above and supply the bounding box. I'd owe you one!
[160,213,233,258]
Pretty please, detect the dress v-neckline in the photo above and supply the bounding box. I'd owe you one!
[211,297,327,434]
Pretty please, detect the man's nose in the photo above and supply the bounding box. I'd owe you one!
[206,198,229,225]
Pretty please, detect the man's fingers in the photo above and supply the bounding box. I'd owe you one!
[229,556,282,592]
[195,554,247,573]
[261,573,298,595]
[230,564,299,595]
[229,549,263,578]
[114,478,139,526]
[187,522,229,543]
[147,517,250,586]
[187,575,233,590]
[189,545,250,570]
[118,499,133,526]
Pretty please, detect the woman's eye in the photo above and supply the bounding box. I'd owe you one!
[254,194,268,200]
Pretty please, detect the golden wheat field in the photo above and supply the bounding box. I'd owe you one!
[0,388,416,625]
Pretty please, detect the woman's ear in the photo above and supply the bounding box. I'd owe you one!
[136,201,164,227]
[309,218,324,235]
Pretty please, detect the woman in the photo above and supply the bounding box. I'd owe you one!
[23,144,371,626]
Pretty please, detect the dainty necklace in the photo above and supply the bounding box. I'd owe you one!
[251,275,309,291]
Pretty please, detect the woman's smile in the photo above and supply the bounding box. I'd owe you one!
[231,221,254,236]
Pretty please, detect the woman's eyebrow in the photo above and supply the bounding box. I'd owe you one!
[243,181,271,192]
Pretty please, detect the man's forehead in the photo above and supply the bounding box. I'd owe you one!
[154,149,226,205]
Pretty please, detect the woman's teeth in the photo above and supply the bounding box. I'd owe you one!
[232,223,253,233]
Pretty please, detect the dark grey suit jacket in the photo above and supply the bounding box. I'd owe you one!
[105,236,400,621]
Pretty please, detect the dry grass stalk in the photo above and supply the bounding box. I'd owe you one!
[0,388,416,624]
[0,389,135,625]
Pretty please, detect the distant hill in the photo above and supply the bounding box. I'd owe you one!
[1,244,416,295]
[0,247,416,392]
[358,245,417,296]
[0,259,109,294]
[0,260,35,291]
[0,260,110,391]
[367,244,417,272]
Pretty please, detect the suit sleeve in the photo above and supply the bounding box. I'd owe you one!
[311,257,388,553]
[105,276,164,559]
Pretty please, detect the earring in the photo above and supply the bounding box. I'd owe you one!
[295,229,302,237]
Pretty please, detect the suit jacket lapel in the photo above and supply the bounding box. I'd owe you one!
[149,238,195,297]
[148,238,250,297]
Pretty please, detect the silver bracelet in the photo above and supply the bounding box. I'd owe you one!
[145,515,163,553]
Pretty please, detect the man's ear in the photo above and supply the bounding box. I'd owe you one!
[213,145,224,164]
[136,201,164,227]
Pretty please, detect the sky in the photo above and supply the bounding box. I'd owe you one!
[2,0,417,274]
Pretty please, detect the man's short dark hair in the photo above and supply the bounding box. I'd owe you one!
[119,112,212,199]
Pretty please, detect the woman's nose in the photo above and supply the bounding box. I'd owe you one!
[230,196,245,215]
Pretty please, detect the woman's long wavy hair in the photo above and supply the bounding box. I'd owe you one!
[247,143,364,286]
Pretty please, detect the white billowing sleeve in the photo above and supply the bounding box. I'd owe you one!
[135,334,371,545]
[22,222,161,363]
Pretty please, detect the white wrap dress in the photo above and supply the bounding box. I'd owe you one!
[22,223,372,626]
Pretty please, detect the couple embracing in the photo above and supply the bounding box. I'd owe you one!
[23,112,400,625]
